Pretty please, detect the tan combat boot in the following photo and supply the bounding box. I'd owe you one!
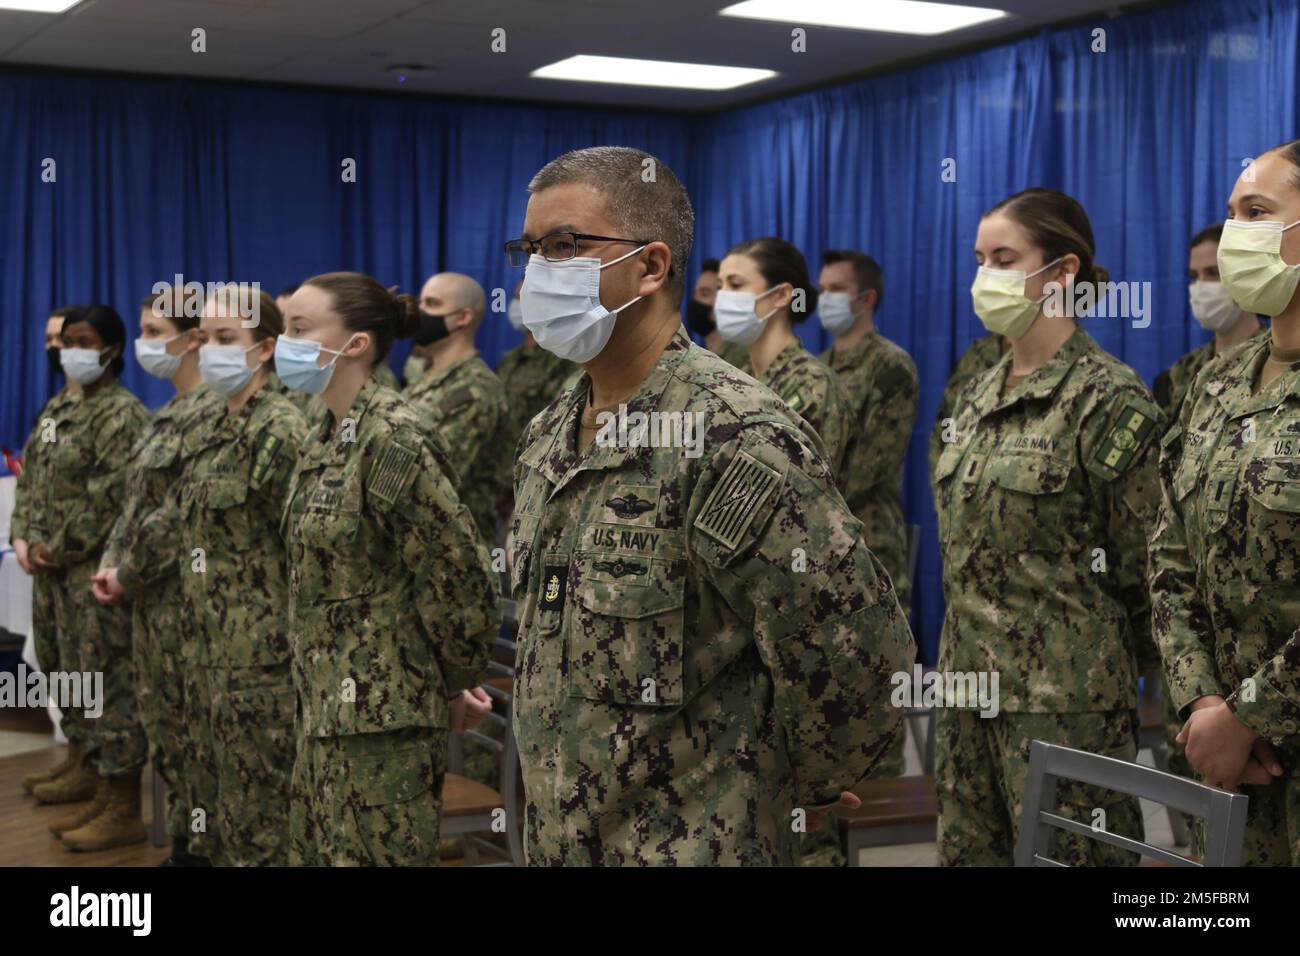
[31,749,98,804]
[50,776,109,836]
[61,771,146,852]
[21,742,82,794]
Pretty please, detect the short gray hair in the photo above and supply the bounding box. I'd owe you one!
[528,146,694,302]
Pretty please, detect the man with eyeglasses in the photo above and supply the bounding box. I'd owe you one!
[503,146,915,866]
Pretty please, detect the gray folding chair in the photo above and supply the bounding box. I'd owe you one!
[904,705,935,776]
[1015,740,1248,867]
[443,635,524,866]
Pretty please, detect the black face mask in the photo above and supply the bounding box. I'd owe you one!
[685,299,715,336]
[414,309,451,346]
[46,346,62,379]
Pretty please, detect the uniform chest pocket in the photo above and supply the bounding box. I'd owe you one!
[507,514,538,600]
[566,552,685,708]
[142,436,181,472]
[984,454,1072,552]
[298,504,362,549]
[202,478,252,550]
[1245,458,1300,581]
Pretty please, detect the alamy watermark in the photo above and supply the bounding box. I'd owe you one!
[0,664,102,718]
[594,404,705,459]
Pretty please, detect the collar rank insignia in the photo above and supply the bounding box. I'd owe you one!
[606,493,654,519]
[592,558,647,578]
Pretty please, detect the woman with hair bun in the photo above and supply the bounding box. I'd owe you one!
[277,272,500,866]
[933,188,1162,866]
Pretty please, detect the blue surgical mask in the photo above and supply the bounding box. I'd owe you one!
[521,246,646,363]
[816,292,857,335]
[507,297,525,332]
[134,333,184,380]
[274,334,358,395]
[59,347,111,386]
[199,343,260,397]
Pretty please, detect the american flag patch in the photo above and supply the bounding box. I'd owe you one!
[695,450,783,550]
[367,441,419,508]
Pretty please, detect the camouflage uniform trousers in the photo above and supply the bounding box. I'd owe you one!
[937,707,1142,866]
[181,664,220,860]
[1157,675,1196,842]
[207,664,295,866]
[289,726,446,867]
[1189,770,1300,866]
[52,558,147,775]
[30,571,65,717]
[132,605,189,838]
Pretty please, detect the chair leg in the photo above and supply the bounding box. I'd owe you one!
[1146,742,1190,847]
[151,766,167,848]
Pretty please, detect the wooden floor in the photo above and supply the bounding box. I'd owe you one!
[0,746,172,867]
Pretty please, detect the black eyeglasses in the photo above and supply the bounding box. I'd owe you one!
[504,232,651,268]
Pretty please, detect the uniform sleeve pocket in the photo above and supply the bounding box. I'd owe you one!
[566,553,685,707]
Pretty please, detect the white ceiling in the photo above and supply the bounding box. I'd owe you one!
[0,0,1149,111]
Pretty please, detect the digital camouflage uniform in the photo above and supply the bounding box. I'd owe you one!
[15,382,149,777]
[282,378,499,866]
[508,329,916,866]
[1148,333,1262,836]
[933,327,1162,866]
[1150,335,1300,866]
[269,370,325,420]
[745,341,851,478]
[407,353,509,544]
[178,385,307,866]
[11,388,80,696]
[929,334,1005,480]
[101,384,221,840]
[715,339,749,369]
[496,342,574,514]
[371,360,399,392]
[821,332,918,612]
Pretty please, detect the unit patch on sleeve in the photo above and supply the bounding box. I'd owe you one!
[694,450,783,550]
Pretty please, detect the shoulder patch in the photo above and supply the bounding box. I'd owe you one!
[1094,402,1157,474]
[694,449,784,550]
[443,387,472,413]
[250,434,284,486]
[367,441,420,508]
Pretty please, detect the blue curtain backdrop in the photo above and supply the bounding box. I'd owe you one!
[3,0,1298,658]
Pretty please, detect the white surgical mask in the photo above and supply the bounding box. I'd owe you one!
[507,297,525,332]
[134,333,184,380]
[274,334,358,395]
[199,342,260,397]
[1217,218,1300,316]
[521,246,646,362]
[714,287,781,346]
[817,292,857,335]
[1187,280,1240,333]
[60,347,111,386]
[970,257,1063,339]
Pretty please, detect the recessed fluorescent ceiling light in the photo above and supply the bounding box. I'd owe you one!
[0,0,82,11]
[719,0,1008,36]
[532,55,775,91]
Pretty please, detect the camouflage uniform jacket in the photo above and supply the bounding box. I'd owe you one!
[929,334,1005,478]
[746,341,850,477]
[933,326,1163,712]
[508,327,916,865]
[1153,329,1269,433]
[496,342,574,501]
[407,352,509,541]
[282,379,499,737]
[10,387,80,545]
[821,331,918,601]
[11,382,148,569]
[177,386,307,669]
[1150,334,1300,755]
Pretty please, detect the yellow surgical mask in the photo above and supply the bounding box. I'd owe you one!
[970,257,1062,339]
[1217,218,1300,316]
